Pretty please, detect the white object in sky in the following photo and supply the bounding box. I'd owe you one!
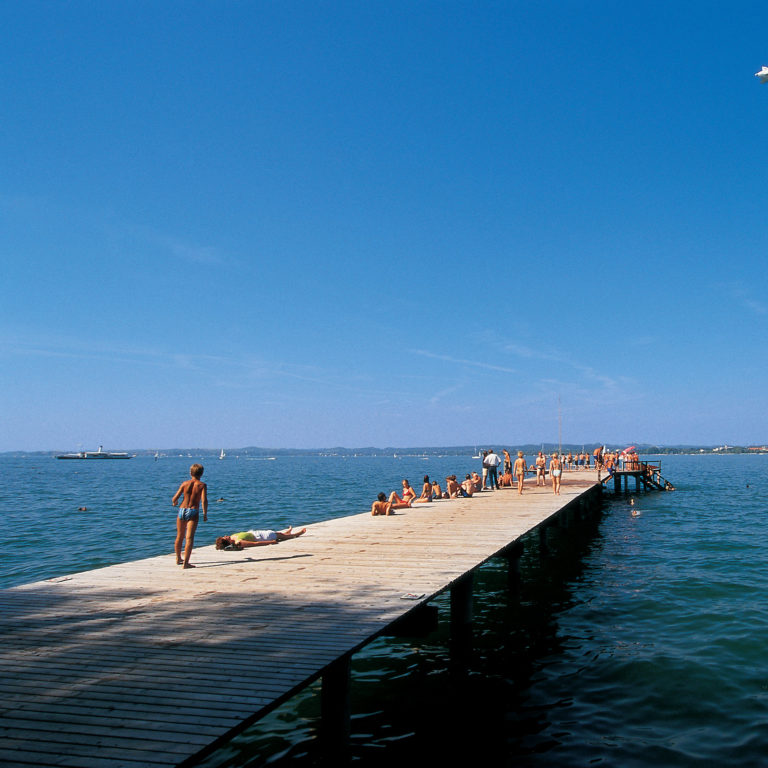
[756,66,768,83]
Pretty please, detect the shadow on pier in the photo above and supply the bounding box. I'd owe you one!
[194,492,607,768]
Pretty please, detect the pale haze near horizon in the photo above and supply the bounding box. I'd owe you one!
[2,2,767,452]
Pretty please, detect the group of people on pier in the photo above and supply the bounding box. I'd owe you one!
[370,448,581,516]
[171,448,603,566]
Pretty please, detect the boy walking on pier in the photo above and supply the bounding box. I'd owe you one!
[172,463,208,569]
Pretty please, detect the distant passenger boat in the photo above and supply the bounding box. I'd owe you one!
[56,445,132,460]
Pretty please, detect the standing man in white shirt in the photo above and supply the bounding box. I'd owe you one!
[484,448,502,490]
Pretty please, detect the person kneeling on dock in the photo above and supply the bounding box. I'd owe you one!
[216,527,306,550]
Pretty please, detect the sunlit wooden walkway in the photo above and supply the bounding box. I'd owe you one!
[0,471,603,768]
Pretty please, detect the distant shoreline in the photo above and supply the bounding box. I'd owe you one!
[3,444,767,458]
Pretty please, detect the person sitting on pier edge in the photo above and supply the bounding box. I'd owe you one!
[216,526,306,549]
[371,492,402,515]
[604,453,616,475]
[431,480,447,499]
[462,474,477,496]
[470,471,484,492]
[445,475,464,498]
[390,479,418,506]
[415,475,434,503]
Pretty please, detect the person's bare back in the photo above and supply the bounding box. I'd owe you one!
[178,477,206,509]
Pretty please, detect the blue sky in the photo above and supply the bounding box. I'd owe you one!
[2,1,767,451]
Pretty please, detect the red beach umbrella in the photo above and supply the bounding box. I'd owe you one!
[621,445,636,454]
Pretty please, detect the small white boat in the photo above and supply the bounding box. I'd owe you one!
[219,449,226,460]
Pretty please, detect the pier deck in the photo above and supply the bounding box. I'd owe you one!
[0,472,603,768]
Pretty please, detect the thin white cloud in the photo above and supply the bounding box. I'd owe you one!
[503,341,621,390]
[723,283,767,316]
[411,349,517,374]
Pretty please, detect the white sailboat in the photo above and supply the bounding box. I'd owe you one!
[219,449,226,460]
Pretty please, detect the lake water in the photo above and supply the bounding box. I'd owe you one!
[3,453,767,766]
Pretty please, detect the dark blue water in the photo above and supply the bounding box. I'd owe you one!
[4,454,767,766]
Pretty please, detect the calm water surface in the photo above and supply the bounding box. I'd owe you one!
[3,453,768,766]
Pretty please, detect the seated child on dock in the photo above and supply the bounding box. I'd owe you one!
[216,526,306,550]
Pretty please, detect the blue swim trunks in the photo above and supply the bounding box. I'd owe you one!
[178,507,200,522]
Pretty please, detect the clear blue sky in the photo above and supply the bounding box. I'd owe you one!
[2,1,767,451]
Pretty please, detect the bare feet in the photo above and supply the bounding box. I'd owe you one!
[183,563,196,569]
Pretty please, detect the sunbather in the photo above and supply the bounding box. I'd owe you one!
[216,526,306,549]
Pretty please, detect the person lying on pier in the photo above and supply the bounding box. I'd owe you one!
[215,527,306,550]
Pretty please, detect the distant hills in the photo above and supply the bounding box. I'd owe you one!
[4,443,767,457]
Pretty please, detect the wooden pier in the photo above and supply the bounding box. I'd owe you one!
[600,460,675,494]
[0,472,605,768]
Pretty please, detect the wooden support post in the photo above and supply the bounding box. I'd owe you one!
[450,573,474,630]
[538,523,549,557]
[450,573,474,669]
[505,541,523,597]
[320,654,351,765]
